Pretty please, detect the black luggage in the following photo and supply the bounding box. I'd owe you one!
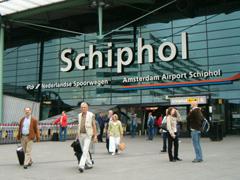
[71,139,94,164]
[106,137,109,152]
[16,146,25,165]
[51,132,59,141]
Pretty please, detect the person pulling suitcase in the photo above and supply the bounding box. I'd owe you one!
[76,102,97,173]
[17,107,40,169]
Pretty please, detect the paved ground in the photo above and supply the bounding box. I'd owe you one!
[0,135,240,180]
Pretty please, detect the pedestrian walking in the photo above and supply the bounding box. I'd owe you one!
[77,102,97,173]
[106,110,114,152]
[130,113,137,138]
[147,112,154,140]
[108,114,124,155]
[96,112,105,142]
[17,107,40,169]
[53,111,68,141]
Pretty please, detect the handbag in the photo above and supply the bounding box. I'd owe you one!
[160,122,167,131]
[118,142,126,151]
[202,118,210,134]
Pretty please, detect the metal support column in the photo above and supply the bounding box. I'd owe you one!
[0,15,4,123]
[98,4,103,39]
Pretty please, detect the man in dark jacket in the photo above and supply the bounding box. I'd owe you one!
[96,112,105,142]
[187,101,204,163]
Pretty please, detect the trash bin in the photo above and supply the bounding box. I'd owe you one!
[209,121,223,141]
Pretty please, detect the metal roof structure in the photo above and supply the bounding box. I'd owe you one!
[1,0,240,47]
[0,0,66,16]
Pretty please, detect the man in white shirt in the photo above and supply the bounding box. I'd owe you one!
[77,102,97,173]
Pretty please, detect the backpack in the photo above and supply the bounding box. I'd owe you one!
[160,122,167,131]
[202,118,210,134]
[160,116,167,131]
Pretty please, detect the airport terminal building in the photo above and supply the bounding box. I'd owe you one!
[1,0,240,136]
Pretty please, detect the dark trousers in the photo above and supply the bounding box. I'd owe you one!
[162,132,168,151]
[98,127,104,142]
[167,132,179,161]
[131,125,137,138]
[106,136,110,152]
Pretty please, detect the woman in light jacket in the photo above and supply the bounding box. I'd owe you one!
[167,107,182,162]
[108,114,123,155]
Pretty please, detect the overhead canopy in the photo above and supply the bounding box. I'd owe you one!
[1,0,240,48]
[2,0,159,47]
[0,0,66,16]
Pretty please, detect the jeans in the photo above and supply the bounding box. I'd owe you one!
[59,126,67,141]
[148,127,154,140]
[162,132,168,151]
[154,127,159,136]
[131,125,137,138]
[191,130,203,160]
[97,126,104,142]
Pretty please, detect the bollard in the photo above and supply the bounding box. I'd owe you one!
[39,123,43,141]
[0,122,79,144]
[0,124,2,144]
[42,123,47,141]
[9,123,12,144]
[139,130,141,136]
[3,124,8,144]
[67,124,70,140]
[47,124,51,141]
[13,123,18,144]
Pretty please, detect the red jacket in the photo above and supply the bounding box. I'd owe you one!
[53,115,68,127]
[155,116,163,127]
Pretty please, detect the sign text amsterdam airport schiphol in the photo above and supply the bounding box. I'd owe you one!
[60,32,188,73]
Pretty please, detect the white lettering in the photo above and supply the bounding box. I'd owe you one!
[137,38,154,64]
[89,45,103,69]
[181,32,188,59]
[59,32,189,73]
[75,53,86,70]
[158,42,177,61]
[117,47,133,73]
[60,48,73,72]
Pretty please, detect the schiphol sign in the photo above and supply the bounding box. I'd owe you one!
[60,32,188,73]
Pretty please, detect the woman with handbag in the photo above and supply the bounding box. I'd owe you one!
[108,114,123,155]
[167,107,182,162]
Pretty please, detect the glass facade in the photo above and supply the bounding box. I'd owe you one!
[3,8,240,134]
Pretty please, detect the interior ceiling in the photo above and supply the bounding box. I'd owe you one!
[3,0,240,48]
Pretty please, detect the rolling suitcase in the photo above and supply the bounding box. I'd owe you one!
[71,139,94,164]
[16,146,25,165]
[51,132,59,141]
